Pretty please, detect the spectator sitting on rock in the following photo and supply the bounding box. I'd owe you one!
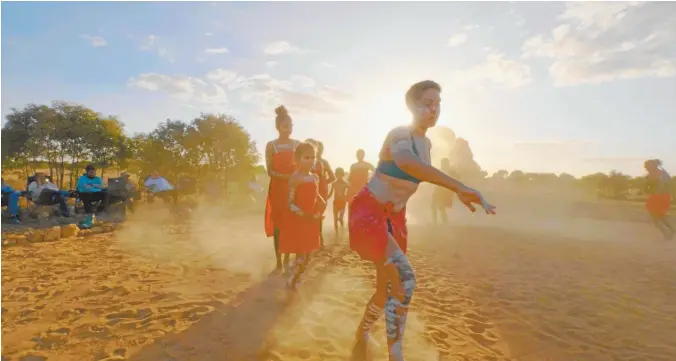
[144,170,178,204]
[1,178,21,224]
[105,172,140,216]
[77,164,106,229]
[28,173,70,218]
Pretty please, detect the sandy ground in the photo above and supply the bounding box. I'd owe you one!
[2,195,676,361]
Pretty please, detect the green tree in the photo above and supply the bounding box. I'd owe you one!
[492,169,508,180]
[508,170,526,183]
[606,170,631,199]
[580,172,609,197]
[88,116,127,178]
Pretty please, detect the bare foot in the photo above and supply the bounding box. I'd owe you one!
[350,333,371,361]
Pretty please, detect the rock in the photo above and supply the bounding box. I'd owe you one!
[79,229,91,237]
[91,227,105,234]
[26,231,45,243]
[60,224,80,238]
[44,226,61,242]
[16,235,27,245]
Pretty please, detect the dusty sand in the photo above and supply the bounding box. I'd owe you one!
[2,195,676,361]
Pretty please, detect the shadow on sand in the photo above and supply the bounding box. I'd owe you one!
[128,241,351,361]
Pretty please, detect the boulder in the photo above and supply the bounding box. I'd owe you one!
[43,226,61,242]
[60,224,80,238]
[25,231,45,243]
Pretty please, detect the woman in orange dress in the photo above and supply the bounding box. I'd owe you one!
[264,105,299,272]
[279,142,327,289]
[644,159,674,240]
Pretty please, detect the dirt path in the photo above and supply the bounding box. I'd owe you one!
[3,208,676,361]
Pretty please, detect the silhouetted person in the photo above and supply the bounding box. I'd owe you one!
[644,159,674,239]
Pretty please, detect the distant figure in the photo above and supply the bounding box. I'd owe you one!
[1,178,21,224]
[248,176,265,206]
[144,171,177,204]
[278,142,326,290]
[264,105,299,273]
[348,80,496,361]
[449,137,481,180]
[328,167,349,238]
[431,158,455,224]
[347,149,375,202]
[77,165,105,228]
[644,159,674,240]
[307,139,335,247]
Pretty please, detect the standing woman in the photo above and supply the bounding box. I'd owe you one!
[644,159,674,239]
[264,105,299,272]
[349,80,496,361]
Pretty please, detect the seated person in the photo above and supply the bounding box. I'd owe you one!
[248,176,265,204]
[77,164,106,228]
[144,171,178,204]
[28,173,70,217]
[1,178,21,224]
[105,172,140,214]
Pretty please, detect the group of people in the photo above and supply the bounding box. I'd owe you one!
[0,164,187,228]
[261,80,674,360]
[263,81,497,361]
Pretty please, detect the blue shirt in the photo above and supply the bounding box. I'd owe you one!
[77,175,103,193]
[1,184,15,193]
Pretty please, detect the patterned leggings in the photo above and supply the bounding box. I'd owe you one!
[358,236,416,361]
[288,253,311,288]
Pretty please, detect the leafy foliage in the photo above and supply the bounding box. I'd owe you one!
[1,102,260,190]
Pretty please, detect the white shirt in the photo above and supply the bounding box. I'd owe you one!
[27,181,58,200]
[144,177,174,193]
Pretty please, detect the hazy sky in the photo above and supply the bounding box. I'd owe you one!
[2,2,675,177]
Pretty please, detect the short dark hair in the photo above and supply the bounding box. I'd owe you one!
[294,142,316,162]
[85,164,96,171]
[335,167,345,177]
[405,80,441,111]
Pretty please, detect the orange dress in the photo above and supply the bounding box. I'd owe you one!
[279,176,323,254]
[645,170,672,217]
[264,141,298,237]
[646,194,671,217]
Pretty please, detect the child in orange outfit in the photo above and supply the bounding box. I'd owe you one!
[328,167,349,238]
[279,142,327,289]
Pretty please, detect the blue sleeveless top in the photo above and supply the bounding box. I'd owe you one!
[375,133,422,184]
